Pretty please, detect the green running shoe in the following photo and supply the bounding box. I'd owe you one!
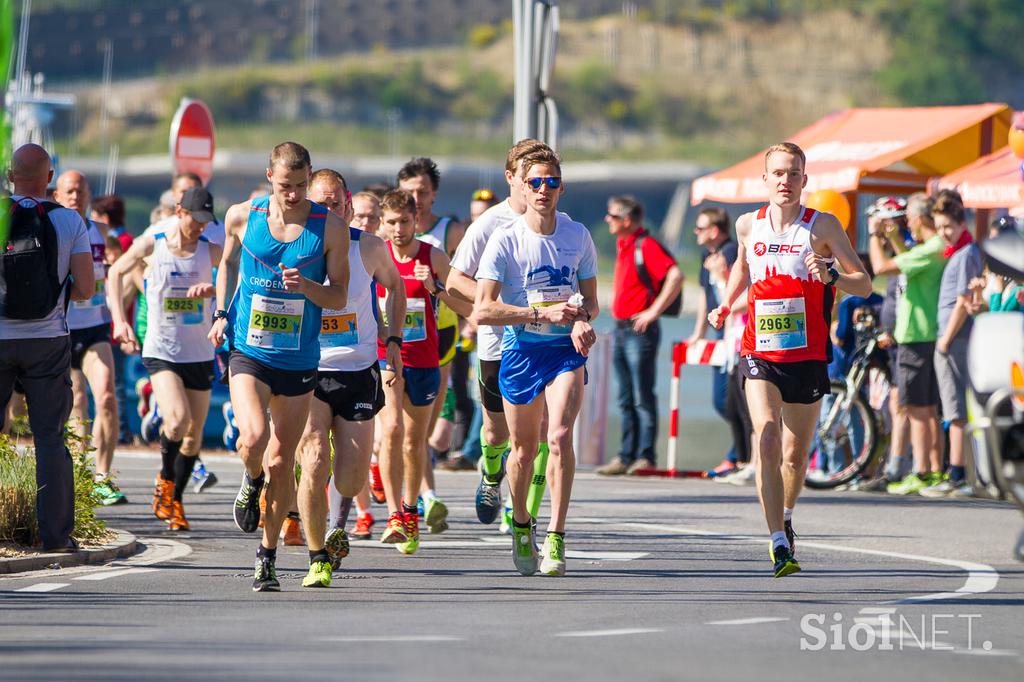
[324,528,350,569]
[397,511,420,555]
[252,556,280,592]
[769,543,801,578]
[539,533,565,576]
[302,560,332,588]
[424,497,449,534]
[887,472,930,496]
[92,477,127,506]
[511,523,538,576]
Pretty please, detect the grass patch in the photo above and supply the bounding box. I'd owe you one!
[0,427,108,549]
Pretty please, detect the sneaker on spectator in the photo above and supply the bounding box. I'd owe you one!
[596,458,630,476]
[920,478,957,498]
[726,465,757,486]
[858,474,893,493]
[439,455,476,471]
[805,469,830,485]
[950,482,977,498]
[887,472,930,496]
[626,458,655,475]
[705,459,738,478]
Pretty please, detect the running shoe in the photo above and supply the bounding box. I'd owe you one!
[167,500,190,532]
[302,560,332,588]
[380,512,407,544]
[499,504,513,535]
[769,543,801,578]
[369,463,386,504]
[705,459,738,478]
[784,520,797,556]
[539,533,566,576]
[258,488,267,529]
[397,512,420,555]
[439,454,476,471]
[191,462,219,493]
[424,497,449,534]
[93,477,127,506]
[724,465,757,486]
[886,472,930,496]
[950,482,976,498]
[352,512,374,540]
[252,556,280,592]
[417,496,425,518]
[233,473,265,533]
[858,474,893,493]
[511,522,538,576]
[920,477,957,498]
[325,528,350,569]
[282,515,304,546]
[475,467,504,524]
[595,458,629,476]
[152,476,174,520]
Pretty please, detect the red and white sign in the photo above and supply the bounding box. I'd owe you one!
[169,98,216,185]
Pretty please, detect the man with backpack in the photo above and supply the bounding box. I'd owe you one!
[0,144,96,552]
[597,196,683,475]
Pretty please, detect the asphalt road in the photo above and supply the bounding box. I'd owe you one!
[1,450,1022,681]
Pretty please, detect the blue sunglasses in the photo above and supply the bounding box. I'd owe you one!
[526,176,562,191]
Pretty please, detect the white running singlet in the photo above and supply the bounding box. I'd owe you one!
[142,233,215,363]
[319,227,379,372]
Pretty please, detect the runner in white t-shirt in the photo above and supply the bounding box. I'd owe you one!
[473,147,599,577]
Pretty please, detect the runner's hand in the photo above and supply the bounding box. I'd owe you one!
[571,320,597,357]
[187,282,215,298]
[413,263,436,293]
[804,251,829,283]
[113,321,139,354]
[280,262,307,294]
[543,302,579,325]
[707,305,729,330]
[209,317,227,348]
[385,342,403,382]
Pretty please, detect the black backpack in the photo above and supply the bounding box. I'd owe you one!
[1,198,67,320]
[634,234,682,317]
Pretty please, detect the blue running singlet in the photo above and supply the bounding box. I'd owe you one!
[228,196,327,371]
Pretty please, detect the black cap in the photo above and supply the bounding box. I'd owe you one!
[179,187,215,223]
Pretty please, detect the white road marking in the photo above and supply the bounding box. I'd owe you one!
[73,567,160,581]
[349,538,648,561]
[320,635,463,643]
[555,628,663,638]
[706,617,788,626]
[574,518,1000,605]
[0,537,192,583]
[15,583,69,593]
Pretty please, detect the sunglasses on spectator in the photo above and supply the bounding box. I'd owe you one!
[472,188,494,201]
[606,211,628,220]
[526,176,562,191]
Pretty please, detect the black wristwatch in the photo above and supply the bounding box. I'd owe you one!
[213,309,229,321]
[386,335,403,349]
[433,279,446,294]
[826,267,840,287]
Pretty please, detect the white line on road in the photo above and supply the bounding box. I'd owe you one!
[706,617,789,626]
[555,628,663,638]
[574,518,1000,605]
[319,635,463,643]
[15,583,69,593]
[73,567,160,581]
[349,538,649,561]
[0,537,192,583]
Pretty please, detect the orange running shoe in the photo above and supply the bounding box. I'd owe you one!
[152,476,174,521]
[282,515,304,546]
[352,512,375,540]
[370,463,386,504]
[167,500,190,531]
[258,487,267,529]
[379,512,407,544]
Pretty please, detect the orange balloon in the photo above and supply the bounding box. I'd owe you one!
[1009,125,1024,160]
[805,189,851,230]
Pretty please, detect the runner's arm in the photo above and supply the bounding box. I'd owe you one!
[709,214,752,329]
[106,234,155,329]
[428,248,473,318]
[815,213,873,297]
[446,268,477,304]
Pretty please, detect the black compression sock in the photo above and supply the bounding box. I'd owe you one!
[513,518,532,530]
[173,454,198,502]
[402,503,418,515]
[159,433,182,480]
[338,496,353,529]
[257,544,276,560]
[309,549,330,564]
[287,510,300,520]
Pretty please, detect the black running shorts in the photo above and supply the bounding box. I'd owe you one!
[142,357,215,392]
[69,323,111,370]
[228,351,316,397]
[740,354,830,405]
[314,365,385,422]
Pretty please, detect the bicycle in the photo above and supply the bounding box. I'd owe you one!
[804,308,888,490]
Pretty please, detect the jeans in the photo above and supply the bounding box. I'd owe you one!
[613,320,660,464]
[0,336,76,549]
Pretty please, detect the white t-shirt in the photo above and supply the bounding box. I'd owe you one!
[0,196,91,340]
[144,215,225,247]
[452,201,572,360]
[476,215,597,352]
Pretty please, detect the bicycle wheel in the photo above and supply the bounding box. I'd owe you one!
[805,380,879,489]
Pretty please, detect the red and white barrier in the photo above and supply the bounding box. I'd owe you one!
[632,339,726,478]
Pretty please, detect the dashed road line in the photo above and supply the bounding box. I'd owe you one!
[555,628,663,638]
[73,567,160,581]
[706,617,788,626]
[320,635,463,643]
[15,583,69,593]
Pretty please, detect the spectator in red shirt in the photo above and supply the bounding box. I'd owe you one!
[597,196,683,475]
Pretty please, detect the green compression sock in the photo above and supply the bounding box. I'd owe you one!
[480,431,508,480]
[527,441,549,519]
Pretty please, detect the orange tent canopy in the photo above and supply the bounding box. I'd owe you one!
[934,146,1023,210]
[690,104,1012,205]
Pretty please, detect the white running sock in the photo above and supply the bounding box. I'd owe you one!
[327,476,342,527]
[783,507,793,522]
[771,531,789,550]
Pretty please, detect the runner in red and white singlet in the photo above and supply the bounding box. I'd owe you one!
[709,142,872,578]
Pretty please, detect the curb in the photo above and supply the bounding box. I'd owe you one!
[0,529,140,575]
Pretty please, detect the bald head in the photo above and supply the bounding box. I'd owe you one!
[8,144,53,197]
[54,170,92,217]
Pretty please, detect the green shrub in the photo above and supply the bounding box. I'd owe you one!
[0,429,107,549]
